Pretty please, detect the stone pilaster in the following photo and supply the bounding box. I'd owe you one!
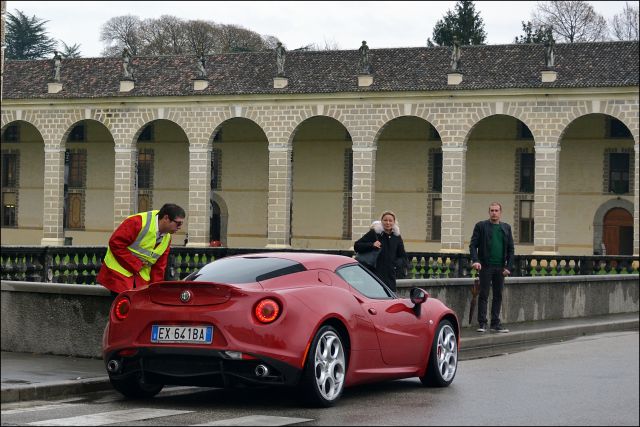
[113,147,137,228]
[186,145,210,247]
[351,146,376,240]
[266,146,292,248]
[634,142,639,256]
[41,147,65,246]
[533,146,561,254]
[440,146,466,252]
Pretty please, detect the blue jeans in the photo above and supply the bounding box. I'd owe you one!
[477,265,504,327]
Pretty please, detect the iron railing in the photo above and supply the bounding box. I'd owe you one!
[1,246,638,285]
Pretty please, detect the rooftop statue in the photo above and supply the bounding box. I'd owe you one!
[52,51,62,82]
[196,55,207,78]
[544,39,555,68]
[450,37,461,72]
[359,40,371,74]
[275,42,286,76]
[122,47,133,79]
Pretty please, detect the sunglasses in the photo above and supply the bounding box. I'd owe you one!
[172,219,184,226]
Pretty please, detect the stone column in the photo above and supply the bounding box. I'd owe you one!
[533,146,561,254]
[113,146,137,228]
[266,146,292,248]
[186,145,210,247]
[634,142,639,256]
[440,146,466,252]
[41,146,65,246]
[351,146,376,241]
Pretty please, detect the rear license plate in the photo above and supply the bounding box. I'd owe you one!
[151,325,213,344]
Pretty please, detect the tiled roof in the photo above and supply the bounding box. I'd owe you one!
[2,41,638,99]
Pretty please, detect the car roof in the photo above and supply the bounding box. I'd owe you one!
[234,252,356,271]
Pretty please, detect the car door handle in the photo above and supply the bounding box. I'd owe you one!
[368,308,377,315]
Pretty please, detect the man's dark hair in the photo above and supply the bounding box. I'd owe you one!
[158,203,186,221]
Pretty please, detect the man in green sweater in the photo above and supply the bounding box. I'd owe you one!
[469,202,515,333]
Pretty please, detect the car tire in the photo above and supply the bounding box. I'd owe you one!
[420,319,458,387]
[109,373,164,399]
[300,325,347,407]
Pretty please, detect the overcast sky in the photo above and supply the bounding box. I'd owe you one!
[7,1,632,57]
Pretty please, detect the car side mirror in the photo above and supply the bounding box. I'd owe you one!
[410,287,428,305]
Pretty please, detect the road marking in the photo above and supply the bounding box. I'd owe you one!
[27,408,192,426]
[2,403,78,415]
[193,415,313,426]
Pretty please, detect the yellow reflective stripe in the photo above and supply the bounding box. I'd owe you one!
[103,248,133,277]
[129,211,155,258]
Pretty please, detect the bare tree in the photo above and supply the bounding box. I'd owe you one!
[139,15,188,55]
[100,15,142,56]
[100,15,281,56]
[216,24,268,52]
[532,1,609,42]
[261,34,281,50]
[184,20,218,56]
[610,1,639,41]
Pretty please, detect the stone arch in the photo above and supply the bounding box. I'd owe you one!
[285,109,331,147]
[372,114,443,245]
[132,117,189,145]
[290,115,353,248]
[558,103,638,144]
[0,120,46,244]
[462,110,536,147]
[207,116,266,148]
[1,111,45,135]
[60,118,115,238]
[205,116,269,248]
[593,198,634,254]
[1,119,45,141]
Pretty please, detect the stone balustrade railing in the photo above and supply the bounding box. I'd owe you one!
[1,246,638,285]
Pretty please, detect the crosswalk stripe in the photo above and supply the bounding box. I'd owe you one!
[27,408,193,426]
[2,403,78,415]
[193,415,313,426]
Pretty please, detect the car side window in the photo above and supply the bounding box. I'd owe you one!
[336,264,393,299]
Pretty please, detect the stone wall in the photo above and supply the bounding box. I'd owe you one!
[1,275,637,358]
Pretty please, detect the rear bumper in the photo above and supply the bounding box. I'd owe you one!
[104,347,302,388]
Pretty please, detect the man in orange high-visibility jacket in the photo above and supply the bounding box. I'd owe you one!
[97,203,186,295]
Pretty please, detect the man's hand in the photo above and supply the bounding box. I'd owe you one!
[503,268,511,276]
[472,262,482,271]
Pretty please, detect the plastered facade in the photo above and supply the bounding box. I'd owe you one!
[1,89,638,255]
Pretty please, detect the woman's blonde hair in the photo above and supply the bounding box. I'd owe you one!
[380,210,397,222]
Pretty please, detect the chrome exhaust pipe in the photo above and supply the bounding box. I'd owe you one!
[107,360,120,373]
[254,364,269,377]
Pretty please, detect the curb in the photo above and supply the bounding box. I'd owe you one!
[460,317,639,352]
[1,377,111,404]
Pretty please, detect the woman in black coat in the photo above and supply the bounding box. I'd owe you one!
[354,211,408,292]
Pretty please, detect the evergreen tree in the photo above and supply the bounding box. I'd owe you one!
[431,0,487,46]
[60,41,82,58]
[5,9,58,59]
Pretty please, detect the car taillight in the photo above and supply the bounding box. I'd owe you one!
[114,297,130,320]
[254,298,280,323]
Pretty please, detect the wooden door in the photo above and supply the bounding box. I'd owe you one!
[603,208,633,255]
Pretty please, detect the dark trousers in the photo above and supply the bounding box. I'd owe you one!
[477,265,504,327]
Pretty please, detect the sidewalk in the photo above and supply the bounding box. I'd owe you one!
[2,312,638,404]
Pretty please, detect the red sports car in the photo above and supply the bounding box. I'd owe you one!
[103,252,459,407]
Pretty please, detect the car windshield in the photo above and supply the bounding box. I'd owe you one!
[183,256,306,284]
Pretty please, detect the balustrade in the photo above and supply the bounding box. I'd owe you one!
[1,246,637,285]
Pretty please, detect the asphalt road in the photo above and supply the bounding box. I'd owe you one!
[2,331,638,426]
